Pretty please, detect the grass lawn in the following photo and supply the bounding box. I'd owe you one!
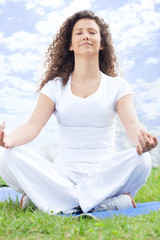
[0,167,160,240]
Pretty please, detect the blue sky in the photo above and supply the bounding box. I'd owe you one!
[0,0,160,162]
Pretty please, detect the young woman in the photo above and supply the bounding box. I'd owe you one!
[0,11,158,214]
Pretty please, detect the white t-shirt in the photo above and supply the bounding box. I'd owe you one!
[40,72,133,161]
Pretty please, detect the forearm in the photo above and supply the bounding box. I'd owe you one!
[125,122,145,146]
[1,94,55,149]
[117,95,158,154]
[6,122,40,147]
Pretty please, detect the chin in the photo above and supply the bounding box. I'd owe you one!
[77,51,98,57]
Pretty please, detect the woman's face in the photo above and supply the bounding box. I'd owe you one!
[70,18,103,57]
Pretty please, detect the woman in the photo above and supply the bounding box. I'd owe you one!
[0,11,158,214]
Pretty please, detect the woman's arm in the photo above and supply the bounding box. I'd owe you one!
[116,94,158,155]
[0,93,55,148]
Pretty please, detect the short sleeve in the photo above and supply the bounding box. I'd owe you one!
[115,77,134,103]
[39,79,60,104]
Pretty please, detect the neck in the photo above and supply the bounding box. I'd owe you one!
[72,55,101,82]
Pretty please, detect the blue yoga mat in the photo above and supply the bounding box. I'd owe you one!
[0,187,160,219]
[0,187,22,202]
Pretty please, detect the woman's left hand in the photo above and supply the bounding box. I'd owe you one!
[136,130,158,155]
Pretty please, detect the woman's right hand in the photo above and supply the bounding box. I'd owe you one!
[0,122,11,148]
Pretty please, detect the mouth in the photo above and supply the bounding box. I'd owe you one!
[80,42,92,46]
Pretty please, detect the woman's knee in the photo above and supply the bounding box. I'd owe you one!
[0,148,10,166]
[136,151,152,177]
[0,147,20,168]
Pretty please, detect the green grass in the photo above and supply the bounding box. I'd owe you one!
[0,168,160,240]
[0,177,8,187]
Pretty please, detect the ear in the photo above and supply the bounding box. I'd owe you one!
[69,43,73,51]
[100,40,103,50]
[100,43,103,50]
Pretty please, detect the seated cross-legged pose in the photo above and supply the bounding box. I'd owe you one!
[0,10,158,214]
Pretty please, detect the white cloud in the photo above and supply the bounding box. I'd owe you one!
[35,11,65,36]
[0,9,4,14]
[34,7,45,15]
[0,53,41,86]
[0,55,11,76]
[0,0,62,6]
[1,76,36,92]
[0,83,37,129]
[145,57,159,64]
[0,31,49,53]
[98,0,160,53]
[24,0,65,10]
[6,16,15,21]
[62,0,95,16]
[120,59,135,72]
[133,77,160,120]
[35,0,95,35]
[0,31,4,40]
[0,86,34,111]
[0,0,19,4]
[137,102,158,120]
[7,52,40,74]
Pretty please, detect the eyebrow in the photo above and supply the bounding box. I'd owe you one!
[74,28,98,32]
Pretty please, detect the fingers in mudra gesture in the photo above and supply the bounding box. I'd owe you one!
[0,121,10,148]
[136,129,158,155]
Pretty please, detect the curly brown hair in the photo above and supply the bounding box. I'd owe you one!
[38,10,118,91]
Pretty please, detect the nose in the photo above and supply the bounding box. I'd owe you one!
[82,31,89,40]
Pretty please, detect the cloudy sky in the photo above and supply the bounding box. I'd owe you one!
[0,0,160,162]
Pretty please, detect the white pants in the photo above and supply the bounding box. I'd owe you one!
[0,146,152,214]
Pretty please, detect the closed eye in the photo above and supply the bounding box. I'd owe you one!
[76,32,82,35]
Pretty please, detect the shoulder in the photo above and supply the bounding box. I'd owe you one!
[102,72,129,87]
[101,72,133,103]
[40,77,63,94]
[39,77,63,103]
[43,77,63,88]
[102,72,133,94]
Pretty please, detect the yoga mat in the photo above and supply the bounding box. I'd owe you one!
[0,187,22,202]
[0,187,160,219]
